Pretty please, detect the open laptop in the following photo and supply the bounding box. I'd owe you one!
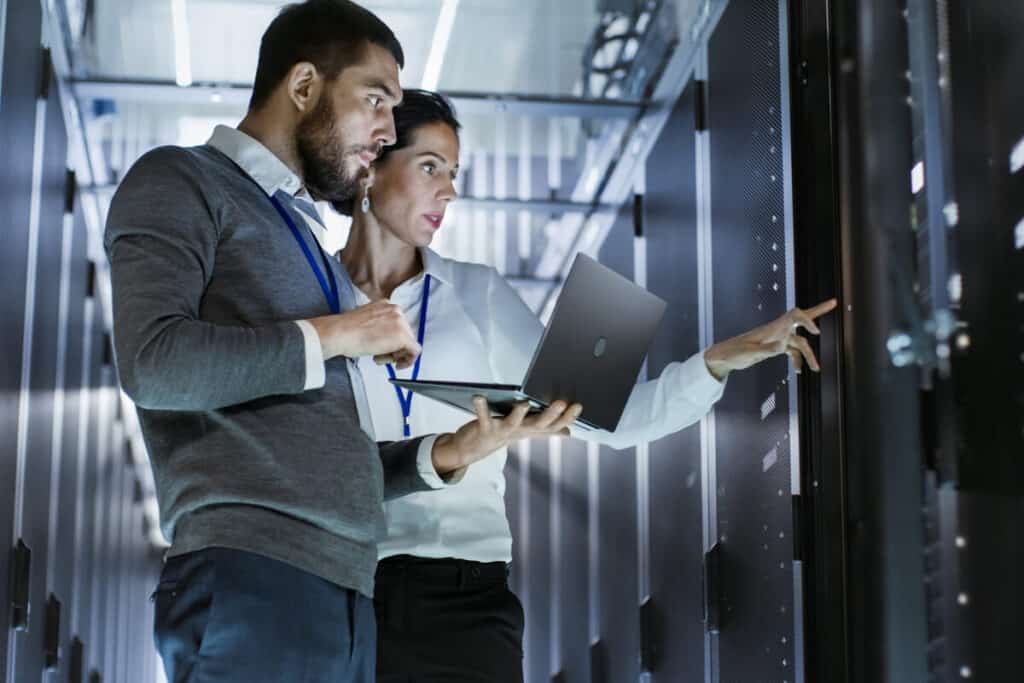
[390,253,667,433]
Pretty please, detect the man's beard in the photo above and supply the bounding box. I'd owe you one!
[295,95,367,203]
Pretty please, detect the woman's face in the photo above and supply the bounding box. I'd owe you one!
[368,121,460,247]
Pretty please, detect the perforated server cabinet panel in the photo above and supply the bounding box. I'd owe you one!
[554,438,590,681]
[594,210,640,683]
[644,79,706,682]
[12,59,71,682]
[81,326,110,674]
[506,446,523,592]
[523,444,552,683]
[9,17,65,683]
[0,2,43,665]
[51,180,89,683]
[708,0,801,680]
[97,412,125,678]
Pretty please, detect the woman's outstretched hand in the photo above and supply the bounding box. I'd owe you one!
[703,298,839,380]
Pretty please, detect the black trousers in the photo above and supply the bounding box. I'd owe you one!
[374,555,525,683]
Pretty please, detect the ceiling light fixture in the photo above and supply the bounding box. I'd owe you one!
[421,0,460,90]
[171,0,193,87]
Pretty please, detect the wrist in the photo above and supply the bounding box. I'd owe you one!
[307,316,341,360]
[431,433,465,475]
[704,344,732,381]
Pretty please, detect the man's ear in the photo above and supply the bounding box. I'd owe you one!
[285,61,321,113]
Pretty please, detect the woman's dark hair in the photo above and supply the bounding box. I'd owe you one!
[334,88,462,215]
[249,0,404,111]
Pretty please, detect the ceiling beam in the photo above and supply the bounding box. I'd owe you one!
[458,196,616,215]
[70,78,646,119]
[81,183,610,216]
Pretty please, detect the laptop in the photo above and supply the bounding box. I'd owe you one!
[390,253,667,432]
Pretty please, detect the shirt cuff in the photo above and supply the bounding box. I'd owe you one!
[689,349,728,400]
[416,435,467,488]
[294,320,326,390]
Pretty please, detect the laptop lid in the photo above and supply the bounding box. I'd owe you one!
[520,253,667,431]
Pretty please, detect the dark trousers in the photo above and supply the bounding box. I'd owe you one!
[374,555,525,683]
[152,547,376,683]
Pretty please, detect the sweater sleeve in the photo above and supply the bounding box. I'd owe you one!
[104,147,309,411]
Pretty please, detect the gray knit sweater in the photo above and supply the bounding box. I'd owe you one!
[105,144,433,596]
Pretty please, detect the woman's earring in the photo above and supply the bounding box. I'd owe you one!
[360,187,371,214]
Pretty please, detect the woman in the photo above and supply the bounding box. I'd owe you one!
[335,90,833,682]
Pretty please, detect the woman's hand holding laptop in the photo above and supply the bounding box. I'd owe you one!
[430,397,582,477]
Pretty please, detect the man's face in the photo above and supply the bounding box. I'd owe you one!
[296,42,401,203]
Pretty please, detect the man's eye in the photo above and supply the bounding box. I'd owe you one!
[422,163,436,175]
[369,96,382,108]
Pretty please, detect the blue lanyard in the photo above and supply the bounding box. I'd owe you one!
[385,274,432,437]
[267,194,341,314]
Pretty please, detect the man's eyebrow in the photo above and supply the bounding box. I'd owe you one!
[364,80,400,101]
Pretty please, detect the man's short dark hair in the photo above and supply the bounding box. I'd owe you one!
[250,0,404,111]
[333,89,461,215]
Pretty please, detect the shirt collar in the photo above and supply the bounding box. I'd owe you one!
[419,247,454,286]
[207,125,304,198]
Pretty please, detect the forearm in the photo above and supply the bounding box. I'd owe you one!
[702,342,733,381]
[107,220,314,411]
[430,432,468,476]
[571,351,725,450]
[379,436,448,499]
[115,315,309,411]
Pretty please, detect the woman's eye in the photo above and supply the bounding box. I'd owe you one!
[422,163,436,175]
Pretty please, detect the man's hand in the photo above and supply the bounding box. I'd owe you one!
[431,397,583,476]
[703,298,838,380]
[306,301,421,369]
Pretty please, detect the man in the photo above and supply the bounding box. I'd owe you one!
[104,2,578,681]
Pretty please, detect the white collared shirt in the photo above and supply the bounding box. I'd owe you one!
[352,248,727,562]
[205,125,447,488]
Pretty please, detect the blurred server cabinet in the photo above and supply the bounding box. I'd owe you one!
[913,3,1024,682]
[1,2,162,681]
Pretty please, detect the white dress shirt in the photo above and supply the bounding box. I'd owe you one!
[205,125,446,486]
[351,248,727,562]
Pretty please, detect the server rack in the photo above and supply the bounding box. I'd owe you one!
[1,3,162,681]
[508,2,811,680]
[3,1,1021,682]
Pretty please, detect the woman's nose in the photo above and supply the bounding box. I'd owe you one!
[439,180,457,202]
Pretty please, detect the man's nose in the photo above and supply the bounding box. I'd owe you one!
[375,112,397,148]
